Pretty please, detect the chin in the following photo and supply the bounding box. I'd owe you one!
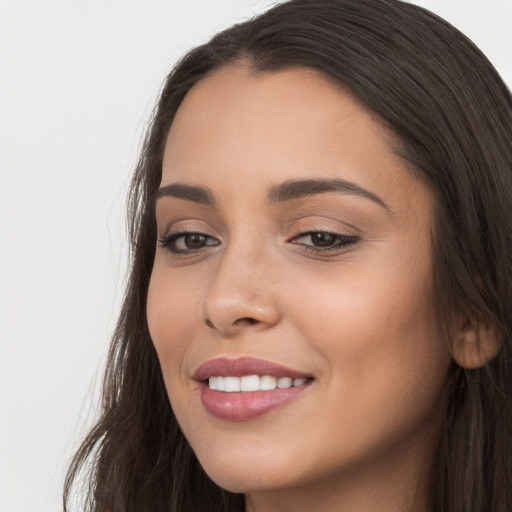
[204,465,291,494]
[193,441,307,494]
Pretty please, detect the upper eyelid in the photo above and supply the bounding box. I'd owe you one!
[157,220,220,238]
[288,223,359,240]
[286,213,360,235]
[158,221,357,237]
[160,230,219,240]
[156,209,362,239]
[155,204,362,236]
[291,230,357,239]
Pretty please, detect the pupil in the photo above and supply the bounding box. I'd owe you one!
[312,233,336,247]
[186,234,206,248]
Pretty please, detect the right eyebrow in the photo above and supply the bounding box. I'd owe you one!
[154,183,216,207]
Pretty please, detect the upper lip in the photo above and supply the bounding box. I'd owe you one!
[193,357,312,381]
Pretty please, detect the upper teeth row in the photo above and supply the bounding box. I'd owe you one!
[208,375,307,392]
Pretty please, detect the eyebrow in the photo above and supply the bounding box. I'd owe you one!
[154,178,389,212]
[154,183,216,206]
[268,179,389,211]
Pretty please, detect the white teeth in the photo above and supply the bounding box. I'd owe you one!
[240,375,260,392]
[224,376,241,392]
[277,377,293,389]
[208,375,308,392]
[260,375,277,390]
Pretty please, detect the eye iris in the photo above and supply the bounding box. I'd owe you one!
[312,232,336,247]
[185,233,207,248]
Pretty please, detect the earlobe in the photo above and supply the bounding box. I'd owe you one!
[451,315,501,369]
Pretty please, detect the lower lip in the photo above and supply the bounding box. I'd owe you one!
[200,381,312,421]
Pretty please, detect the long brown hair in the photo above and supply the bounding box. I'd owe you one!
[64,1,512,510]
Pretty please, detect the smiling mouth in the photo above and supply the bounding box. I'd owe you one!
[207,375,310,392]
[194,357,314,421]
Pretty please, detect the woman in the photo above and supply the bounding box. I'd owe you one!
[64,0,512,510]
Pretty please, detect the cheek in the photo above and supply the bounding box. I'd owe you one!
[146,266,199,383]
[279,270,450,472]
[289,255,436,342]
[286,252,450,413]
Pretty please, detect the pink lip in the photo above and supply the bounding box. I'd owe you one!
[193,357,313,421]
[193,357,311,380]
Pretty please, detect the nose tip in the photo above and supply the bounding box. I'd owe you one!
[202,296,281,335]
[200,260,281,336]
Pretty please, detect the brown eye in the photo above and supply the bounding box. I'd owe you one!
[184,233,208,249]
[158,232,220,254]
[310,232,337,247]
[290,231,359,254]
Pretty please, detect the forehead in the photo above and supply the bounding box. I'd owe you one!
[161,65,431,219]
[164,65,392,167]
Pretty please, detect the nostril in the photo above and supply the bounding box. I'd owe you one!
[204,316,260,330]
[236,317,259,326]
[203,316,261,331]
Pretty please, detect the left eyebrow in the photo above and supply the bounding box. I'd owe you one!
[267,178,390,212]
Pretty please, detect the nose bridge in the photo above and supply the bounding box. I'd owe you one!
[201,228,280,333]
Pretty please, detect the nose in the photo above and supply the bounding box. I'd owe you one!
[201,241,281,336]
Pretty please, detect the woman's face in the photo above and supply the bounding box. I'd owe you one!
[147,66,452,504]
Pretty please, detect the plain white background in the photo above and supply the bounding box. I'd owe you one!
[0,1,510,511]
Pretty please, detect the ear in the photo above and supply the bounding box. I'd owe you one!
[451,315,501,369]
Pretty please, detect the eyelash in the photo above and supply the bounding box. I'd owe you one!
[158,229,359,255]
[291,231,359,253]
[158,230,220,254]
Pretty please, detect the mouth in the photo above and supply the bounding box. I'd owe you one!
[193,357,314,421]
[207,374,310,392]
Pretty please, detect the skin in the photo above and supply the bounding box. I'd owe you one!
[147,65,453,512]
